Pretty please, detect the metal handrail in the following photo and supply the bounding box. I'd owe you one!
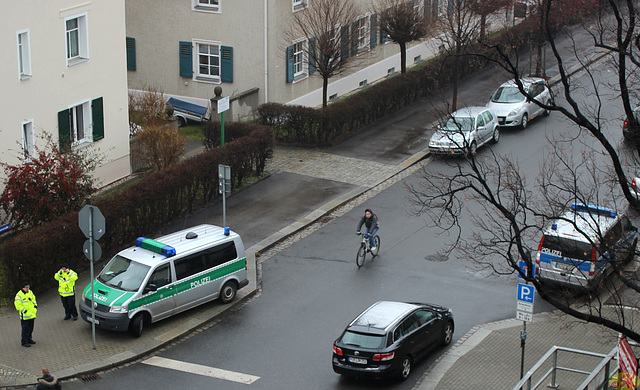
[512,346,612,390]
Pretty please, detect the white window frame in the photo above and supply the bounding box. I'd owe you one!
[194,40,221,83]
[354,14,370,53]
[65,13,89,66]
[292,0,307,12]
[17,30,32,80]
[69,100,92,146]
[292,38,308,81]
[21,120,35,161]
[193,0,221,13]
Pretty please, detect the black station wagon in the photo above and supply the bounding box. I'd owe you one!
[332,301,454,381]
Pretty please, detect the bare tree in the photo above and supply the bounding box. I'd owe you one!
[433,0,482,111]
[285,0,361,109]
[373,0,427,74]
[406,0,640,341]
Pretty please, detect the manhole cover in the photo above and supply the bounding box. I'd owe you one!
[425,254,449,262]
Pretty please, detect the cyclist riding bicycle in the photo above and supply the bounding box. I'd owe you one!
[356,209,379,252]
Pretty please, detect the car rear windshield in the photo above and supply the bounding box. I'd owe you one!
[491,86,526,103]
[542,236,593,261]
[340,330,386,349]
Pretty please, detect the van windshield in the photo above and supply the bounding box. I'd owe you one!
[543,236,593,261]
[98,255,150,292]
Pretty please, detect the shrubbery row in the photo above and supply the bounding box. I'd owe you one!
[0,124,273,295]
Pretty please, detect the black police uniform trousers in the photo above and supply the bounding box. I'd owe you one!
[61,295,78,318]
[20,318,34,345]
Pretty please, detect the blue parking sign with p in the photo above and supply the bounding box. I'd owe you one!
[517,283,535,303]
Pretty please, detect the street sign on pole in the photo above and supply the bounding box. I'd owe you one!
[78,205,106,349]
[516,283,535,322]
[217,96,229,114]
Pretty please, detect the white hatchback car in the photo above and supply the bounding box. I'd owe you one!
[428,106,499,156]
[487,77,552,129]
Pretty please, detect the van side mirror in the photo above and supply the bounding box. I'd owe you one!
[143,283,157,294]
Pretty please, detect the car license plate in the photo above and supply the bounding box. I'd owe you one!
[554,262,573,272]
[348,357,367,364]
[86,316,99,325]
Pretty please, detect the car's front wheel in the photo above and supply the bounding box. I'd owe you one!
[442,322,454,346]
[467,141,477,157]
[521,114,529,129]
[492,127,500,144]
[399,356,412,381]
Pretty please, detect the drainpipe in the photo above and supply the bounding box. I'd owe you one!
[264,0,269,103]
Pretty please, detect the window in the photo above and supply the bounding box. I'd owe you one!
[57,97,104,150]
[353,15,370,53]
[193,0,220,13]
[65,14,89,66]
[476,113,486,129]
[70,102,90,144]
[292,39,308,80]
[17,30,31,80]
[147,264,172,290]
[414,310,436,326]
[203,242,238,268]
[197,42,220,81]
[175,254,208,280]
[180,41,233,83]
[22,120,35,160]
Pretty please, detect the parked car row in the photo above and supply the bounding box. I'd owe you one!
[429,77,553,156]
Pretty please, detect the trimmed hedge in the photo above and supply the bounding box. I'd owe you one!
[0,124,273,296]
[258,18,544,146]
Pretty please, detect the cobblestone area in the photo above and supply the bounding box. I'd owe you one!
[265,146,401,187]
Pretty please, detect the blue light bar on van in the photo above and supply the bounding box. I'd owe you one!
[571,203,617,218]
[135,237,176,257]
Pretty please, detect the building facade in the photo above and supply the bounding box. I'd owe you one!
[0,0,131,194]
[125,0,455,120]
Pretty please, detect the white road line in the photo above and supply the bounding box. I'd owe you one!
[142,356,260,384]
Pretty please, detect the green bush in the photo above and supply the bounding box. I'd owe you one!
[0,124,273,297]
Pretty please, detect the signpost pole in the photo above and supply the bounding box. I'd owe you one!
[221,111,225,146]
[89,207,96,349]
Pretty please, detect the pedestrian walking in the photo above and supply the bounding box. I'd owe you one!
[36,368,61,390]
[14,282,37,347]
[54,265,78,320]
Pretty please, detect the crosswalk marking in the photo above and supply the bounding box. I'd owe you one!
[142,356,260,384]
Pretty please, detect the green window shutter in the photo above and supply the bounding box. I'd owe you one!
[351,21,358,55]
[370,14,377,48]
[340,25,350,61]
[309,37,317,74]
[57,109,71,151]
[221,46,233,83]
[286,46,294,83]
[126,37,136,71]
[92,97,104,141]
[447,0,454,15]
[179,41,192,78]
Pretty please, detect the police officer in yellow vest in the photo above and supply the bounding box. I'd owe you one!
[55,264,78,320]
[14,282,37,347]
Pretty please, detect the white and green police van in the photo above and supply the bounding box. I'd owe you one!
[79,224,248,337]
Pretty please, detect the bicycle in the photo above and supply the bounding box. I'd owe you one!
[356,231,380,268]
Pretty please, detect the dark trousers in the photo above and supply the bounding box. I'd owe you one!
[61,295,78,318]
[20,318,34,345]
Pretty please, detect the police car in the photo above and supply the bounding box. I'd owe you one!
[535,203,638,290]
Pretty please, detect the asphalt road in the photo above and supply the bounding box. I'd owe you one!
[57,26,634,390]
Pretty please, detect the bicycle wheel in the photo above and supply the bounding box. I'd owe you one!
[356,245,366,268]
[371,236,380,257]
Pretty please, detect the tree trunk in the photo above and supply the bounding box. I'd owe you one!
[400,42,407,74]
[322,76,328,109]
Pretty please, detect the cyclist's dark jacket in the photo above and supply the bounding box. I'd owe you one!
[357,213,378,231]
